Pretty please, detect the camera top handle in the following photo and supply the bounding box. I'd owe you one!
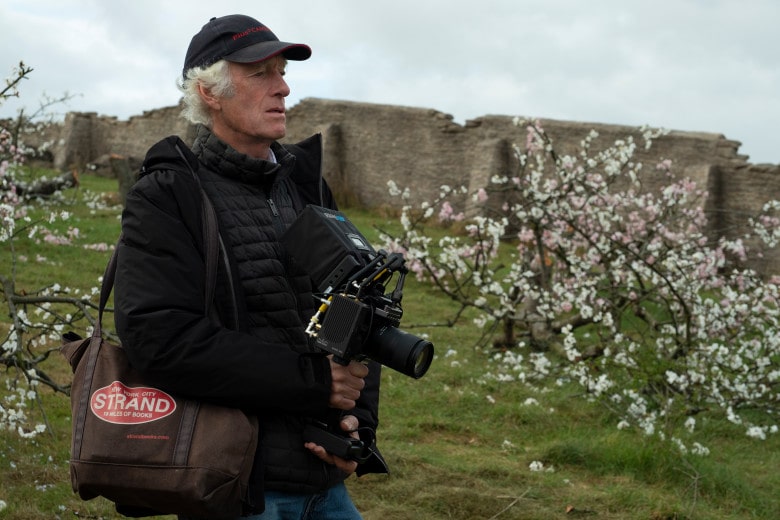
[351,250,407,303]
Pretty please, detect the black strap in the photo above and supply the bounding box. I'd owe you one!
[172,143,241,330]
[175,143,220,311]
[92,147,220,339]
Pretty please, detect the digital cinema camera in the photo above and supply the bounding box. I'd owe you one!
[281,205,434,380]
[281,205,434,463]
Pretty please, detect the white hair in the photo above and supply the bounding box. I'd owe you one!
[179,60,234,126]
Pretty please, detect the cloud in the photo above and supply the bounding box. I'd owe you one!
[1,0,778,163]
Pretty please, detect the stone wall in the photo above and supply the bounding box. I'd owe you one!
[29,96,780,273]
[283,99,754,210]
[53,105,194,172]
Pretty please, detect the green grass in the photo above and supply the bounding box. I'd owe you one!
[2,174,122,291]
[1,176,779,519]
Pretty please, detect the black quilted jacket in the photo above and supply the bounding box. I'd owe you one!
[114,126,383,509]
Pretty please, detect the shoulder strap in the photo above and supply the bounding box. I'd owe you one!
[93,147,220,338]
[173,142,220,310]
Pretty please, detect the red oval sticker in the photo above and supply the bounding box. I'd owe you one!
[90,381,177,424]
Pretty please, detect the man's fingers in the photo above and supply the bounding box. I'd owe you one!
[341,415,359,433]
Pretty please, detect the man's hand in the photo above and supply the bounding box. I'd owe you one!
[304,415,360,474]
[328,358,368,411]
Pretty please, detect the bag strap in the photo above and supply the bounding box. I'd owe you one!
[92,145,220,338]
[175,142,221,311]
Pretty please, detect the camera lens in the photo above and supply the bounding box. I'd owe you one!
[410,341,434,378]
[366,325,434,379]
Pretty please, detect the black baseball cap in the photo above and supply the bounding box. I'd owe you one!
[183,15,311,79]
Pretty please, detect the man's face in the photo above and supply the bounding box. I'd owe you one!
[208,56,290,157]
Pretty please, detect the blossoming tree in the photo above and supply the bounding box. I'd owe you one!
[1,63,100,438]
[381,119,780,453]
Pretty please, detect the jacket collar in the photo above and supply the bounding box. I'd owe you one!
[191,125,295,185]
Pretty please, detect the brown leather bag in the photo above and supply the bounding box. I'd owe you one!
[61,142,259,517]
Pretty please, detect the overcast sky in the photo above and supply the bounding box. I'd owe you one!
[1,0,777,164]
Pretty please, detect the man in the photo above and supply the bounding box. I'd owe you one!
[114,14,386,519]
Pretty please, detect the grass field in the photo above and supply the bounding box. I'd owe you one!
[1,175,778,519]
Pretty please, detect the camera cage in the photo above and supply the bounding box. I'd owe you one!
[280,205,408,343]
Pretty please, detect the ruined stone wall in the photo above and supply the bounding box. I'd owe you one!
[709,162,780,274]
[283,98,754,211]
[284,99,477,209]
[53,104,193,170]
[31,96,780,272]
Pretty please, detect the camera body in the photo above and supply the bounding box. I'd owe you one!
[281,205,433,379]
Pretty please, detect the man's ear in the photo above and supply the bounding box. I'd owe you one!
[197,83,221,111]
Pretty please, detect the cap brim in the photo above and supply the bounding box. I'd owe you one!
[226,41,312,63]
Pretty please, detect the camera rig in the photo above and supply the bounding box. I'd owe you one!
[281,205,434,379]
[281,205,434,463]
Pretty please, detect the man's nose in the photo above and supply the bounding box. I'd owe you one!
[275,74,290,97]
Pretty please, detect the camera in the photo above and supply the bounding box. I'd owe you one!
[281,205,434,379]
[281,205,434,463]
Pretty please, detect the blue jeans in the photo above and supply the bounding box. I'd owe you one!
[243,482,362,520]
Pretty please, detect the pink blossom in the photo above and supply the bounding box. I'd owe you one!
[439,201,454,221]
[42,233,71,245]
[656,159,673,171]
[83,243,110,251]
[517,228,535,242]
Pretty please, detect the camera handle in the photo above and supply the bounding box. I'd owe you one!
[303,418,375,464]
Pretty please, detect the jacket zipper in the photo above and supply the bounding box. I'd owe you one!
[266,190,286,238]
[267,187,307,332]
[267,196,279,217]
